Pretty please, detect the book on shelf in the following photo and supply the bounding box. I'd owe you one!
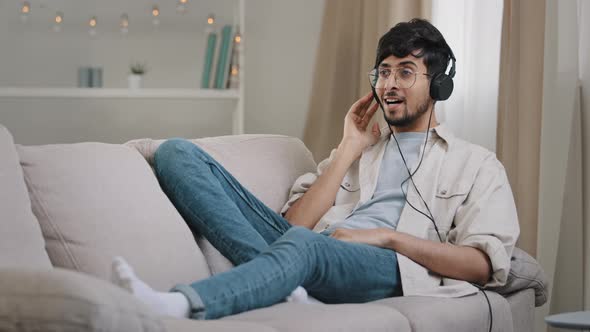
[200,30,218,89]
[213,24,234,89]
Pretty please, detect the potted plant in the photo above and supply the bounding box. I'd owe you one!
[128,62,147,89]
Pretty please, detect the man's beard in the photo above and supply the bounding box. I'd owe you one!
[382,98,431,128]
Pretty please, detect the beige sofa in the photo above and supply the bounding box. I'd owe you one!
[0,123,547,332]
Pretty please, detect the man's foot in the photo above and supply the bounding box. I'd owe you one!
[111,256,190,318]
[286,286,322,304]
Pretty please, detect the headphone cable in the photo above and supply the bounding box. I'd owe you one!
[384,105,493,332]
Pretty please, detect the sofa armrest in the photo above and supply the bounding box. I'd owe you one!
[488,247,549,307]
[0,267,164,332]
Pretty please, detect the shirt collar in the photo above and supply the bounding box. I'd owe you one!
[431,123,454,144]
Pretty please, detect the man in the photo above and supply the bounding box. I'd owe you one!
[112,18,519,320]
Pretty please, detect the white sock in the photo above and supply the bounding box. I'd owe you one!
[111,256,190,318]
[286,286,322,304]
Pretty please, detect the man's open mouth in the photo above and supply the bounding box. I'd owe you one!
[384,97,404,105]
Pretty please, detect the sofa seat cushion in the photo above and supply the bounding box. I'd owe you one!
[161,318,277,332]
[17,142,211,291]
[0,268,164,332]
[0,125,51,268]
[222,302,411,332]
[372,292,513,332]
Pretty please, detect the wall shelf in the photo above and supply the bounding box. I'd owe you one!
[0,88,239,100]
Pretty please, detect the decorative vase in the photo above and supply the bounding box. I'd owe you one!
[127,74,143,89]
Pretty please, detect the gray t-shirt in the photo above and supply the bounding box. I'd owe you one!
[327,131,427,232]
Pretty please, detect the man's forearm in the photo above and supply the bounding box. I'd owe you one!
[385,231,492,286]
[285,140,361,229]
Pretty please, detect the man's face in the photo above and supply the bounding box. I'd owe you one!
[375,54,433,128]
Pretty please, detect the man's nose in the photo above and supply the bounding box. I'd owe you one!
[383,75,399,90]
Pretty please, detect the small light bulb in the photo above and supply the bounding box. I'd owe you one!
[52,11,64,32]
[120,14,129,34]
[21,2,31,14]
[231,66,239,76]
[152,6,160,17]
[88,16,98,36]
[20,1,31,22]
[234,34,241,43]
[207,14,215,25]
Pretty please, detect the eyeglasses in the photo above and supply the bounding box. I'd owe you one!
[368,67,430,89]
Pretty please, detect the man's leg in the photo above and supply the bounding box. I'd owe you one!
[172,227,402,319]
[153,138,292,265]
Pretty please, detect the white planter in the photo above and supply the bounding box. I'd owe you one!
[127,74,143,89]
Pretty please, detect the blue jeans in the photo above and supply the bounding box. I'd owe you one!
[154,138,402,319]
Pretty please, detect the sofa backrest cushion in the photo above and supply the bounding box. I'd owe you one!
[126,135,318,274]
[17,142,211,290]
[126,134,318,214]
[0,125,51,268]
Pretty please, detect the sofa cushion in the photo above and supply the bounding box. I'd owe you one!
[488,247,548,307]
[17,142,211,291]
[0,124,51,268]
[126,135,317,213]
[126,135,318,274]
[223,302,411,332]
[0,268,164,332]
[372,292,513,332]
[161,318,277,332]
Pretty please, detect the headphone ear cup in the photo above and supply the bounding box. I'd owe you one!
[429,73,454,101]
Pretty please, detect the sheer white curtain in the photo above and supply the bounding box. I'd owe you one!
[431,0,503,152]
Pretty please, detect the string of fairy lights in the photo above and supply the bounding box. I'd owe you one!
[17,0,219,35]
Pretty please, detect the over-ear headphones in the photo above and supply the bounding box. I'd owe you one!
[429,53,456,101]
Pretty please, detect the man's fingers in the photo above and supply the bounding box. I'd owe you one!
[351,92,374,115]
[357,100,371,120]
[360,103,380,128]
[365,102,379,118]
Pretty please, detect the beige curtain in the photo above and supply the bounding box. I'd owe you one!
[303,0,430,161]
[495,0,545,257]
[498,1,590,331]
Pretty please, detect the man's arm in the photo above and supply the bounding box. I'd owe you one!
[330,228,492,285]
[330,156,519,286]
[386,231,492,285]
[285,143,360,229]
[285,92,381,229]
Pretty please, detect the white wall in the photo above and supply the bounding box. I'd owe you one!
[244,0,324,138]
[0,0,324,143]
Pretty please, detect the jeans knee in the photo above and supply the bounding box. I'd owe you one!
[154,138,206,175]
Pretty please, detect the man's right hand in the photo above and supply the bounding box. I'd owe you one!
[340,92,381,159]
[284,93,381,229]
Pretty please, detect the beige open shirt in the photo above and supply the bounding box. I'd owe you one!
[280,124,520,298]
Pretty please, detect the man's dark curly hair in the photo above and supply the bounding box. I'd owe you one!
[374,18,454,76]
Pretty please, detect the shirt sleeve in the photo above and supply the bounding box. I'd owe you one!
[280,148,337,216]
[447,155,520,287]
